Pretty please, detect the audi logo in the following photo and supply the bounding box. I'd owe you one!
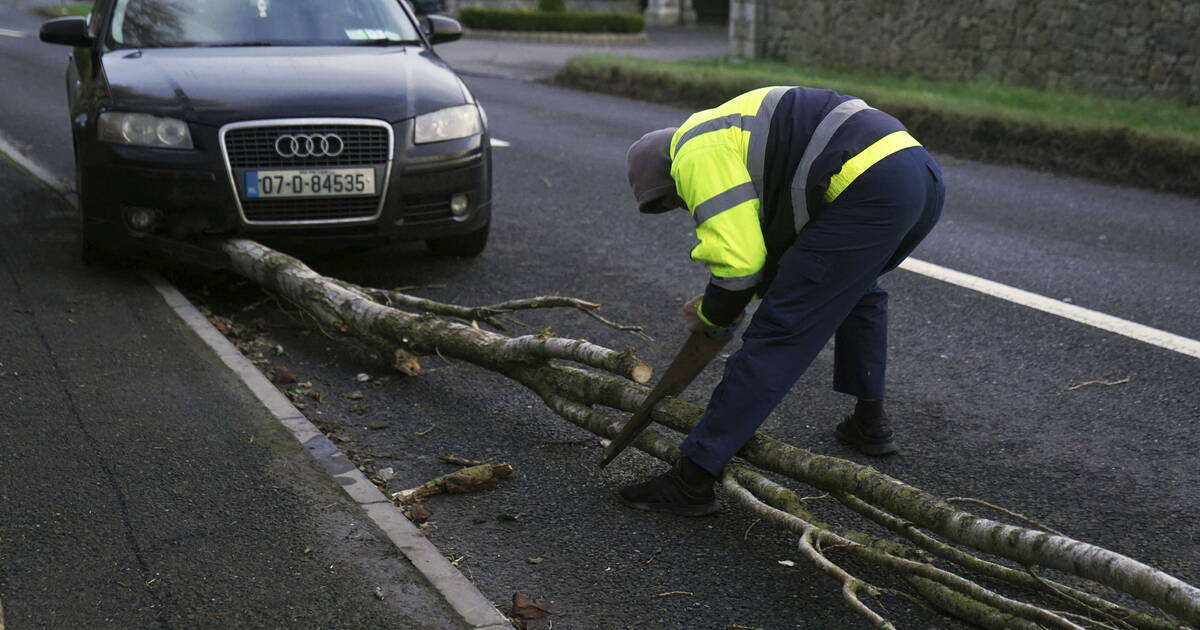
[275,133,345,158]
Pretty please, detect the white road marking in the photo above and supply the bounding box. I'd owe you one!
[0,28,26,38]
[901,257,1200,360]
[490,138,511,147]
[0,131,69,197]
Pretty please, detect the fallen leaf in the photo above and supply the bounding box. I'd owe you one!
[527,557,544,565]
[345,390,364,400]
[778,560,795,567]
[402,500,431,522]
[374,586,386,600]
[511,592,552,620]
[356,373,371,382]
[270,365,296,385]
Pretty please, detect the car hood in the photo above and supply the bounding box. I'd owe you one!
[101,46,470,126]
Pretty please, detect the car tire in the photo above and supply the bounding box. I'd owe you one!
[426,221,489,258]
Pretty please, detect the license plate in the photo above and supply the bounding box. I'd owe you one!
[244,168,375,199]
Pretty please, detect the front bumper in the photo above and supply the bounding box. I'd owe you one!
[77,116,492,253]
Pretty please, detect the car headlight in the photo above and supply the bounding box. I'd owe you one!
[413,104,482,144]
[98,112,194,149]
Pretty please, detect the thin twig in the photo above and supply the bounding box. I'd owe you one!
[1066,378,1130,391]
[1026,567,1139,630]
[798,526,895,629]
[580,309,653,342]
[1052,609,1129,630]
[946,497,1065,536]
[364,288,651,340]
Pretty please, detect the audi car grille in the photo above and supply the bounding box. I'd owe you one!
[220,119,393,225]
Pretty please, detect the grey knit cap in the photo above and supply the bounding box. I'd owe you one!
[626,127,679,214]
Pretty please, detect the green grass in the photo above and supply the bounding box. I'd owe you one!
[574,55,1200,142]
[34,2,92,18]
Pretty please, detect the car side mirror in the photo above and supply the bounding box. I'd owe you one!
[40,16,92,47]
[424,15,463,45]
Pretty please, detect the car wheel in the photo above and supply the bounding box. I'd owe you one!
[426,221,489,258]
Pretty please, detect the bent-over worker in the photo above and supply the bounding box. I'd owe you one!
[622,85,945,516]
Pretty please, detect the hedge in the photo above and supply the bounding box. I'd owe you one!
[458,8,644,34]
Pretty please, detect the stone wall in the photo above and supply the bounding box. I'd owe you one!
[749,0,1199,102]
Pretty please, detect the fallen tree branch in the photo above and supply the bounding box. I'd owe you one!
[725,470,1087,630]
[363,287,651,341]
[391,463,514,505]
[214,237,1200,628]
[832,492,1179,630]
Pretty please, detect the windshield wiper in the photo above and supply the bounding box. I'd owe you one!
[345,38,422,46]
[205,41,275,47]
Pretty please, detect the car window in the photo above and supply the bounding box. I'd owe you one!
[109,0,421,48]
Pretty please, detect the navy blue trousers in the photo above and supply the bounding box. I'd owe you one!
[680,146,945,476]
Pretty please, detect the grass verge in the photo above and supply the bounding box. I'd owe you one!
[552,55,1200,196]
[458,8,644,33]
[34,2,92,18]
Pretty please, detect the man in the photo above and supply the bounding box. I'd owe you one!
[621,86,945,516]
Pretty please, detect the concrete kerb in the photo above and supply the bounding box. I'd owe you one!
[0,140,512,630]
[144,273,515,630]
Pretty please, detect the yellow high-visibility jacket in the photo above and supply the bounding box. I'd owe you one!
[670,86,921,327]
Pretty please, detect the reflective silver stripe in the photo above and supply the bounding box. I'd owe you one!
[710,272,762,291]
[674,114,748,156]
[693,182,758,226]
[746,86,790,210]
[791,98,872,234]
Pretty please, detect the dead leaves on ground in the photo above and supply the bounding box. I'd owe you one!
[510,592,552,629]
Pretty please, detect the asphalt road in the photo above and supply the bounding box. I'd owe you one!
[3,8,1199,629]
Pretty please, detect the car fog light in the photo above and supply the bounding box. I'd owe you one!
[449,193,469,217]
[125,207,158,232]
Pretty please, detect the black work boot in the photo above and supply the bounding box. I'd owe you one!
[835,413,899,456]
[618,457,719,517]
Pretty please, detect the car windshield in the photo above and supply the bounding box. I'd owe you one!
[109,0,422,48]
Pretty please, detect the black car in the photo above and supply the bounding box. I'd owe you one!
[40,0,492,265]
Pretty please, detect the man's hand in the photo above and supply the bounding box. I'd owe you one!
[681,294,708,333]
[682,294,743,337]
